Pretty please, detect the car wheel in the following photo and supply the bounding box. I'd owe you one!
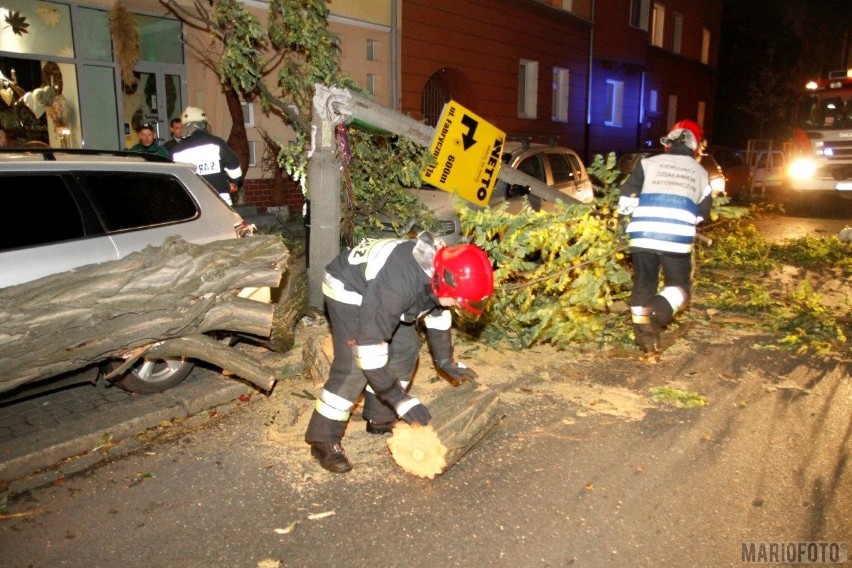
[107,357,195,394]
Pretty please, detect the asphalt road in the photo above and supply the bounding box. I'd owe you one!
[1,203,849,567]
[1,340,849,567]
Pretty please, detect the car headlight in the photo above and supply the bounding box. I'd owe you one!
[789,158,816,179]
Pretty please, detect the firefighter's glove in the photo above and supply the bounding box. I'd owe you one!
[436,359,478,384]
[395,396,432,426]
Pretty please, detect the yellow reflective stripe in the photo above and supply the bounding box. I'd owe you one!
[628,238,693,254]
[395,397,421,416]
[322,273,363,305]
[315,399,351,421]
[424,309,452,330]
[631,306,652,324]
[315,389,354,422]
[355,343,389,370]
[659,286,687,314]
[365,380,409,395]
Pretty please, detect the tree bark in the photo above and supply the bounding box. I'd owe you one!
[386,381,505,479]
[0,235,289,393]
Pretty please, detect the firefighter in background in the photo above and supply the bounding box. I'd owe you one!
[169,107,242,205]
[305,233,494,473]
[618,119,713,353]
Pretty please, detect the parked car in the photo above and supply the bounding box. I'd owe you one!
[382,142,595,244]
[747,149,789,191]
[616,149,727,196]
[705,146,753,198]
[0,148,257,395]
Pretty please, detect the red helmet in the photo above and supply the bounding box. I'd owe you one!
[662,119,702,150]
[431,244,494,315]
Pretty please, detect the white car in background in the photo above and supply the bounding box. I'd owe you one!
[386,141,595,244]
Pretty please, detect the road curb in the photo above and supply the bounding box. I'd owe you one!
[0,375,253,494]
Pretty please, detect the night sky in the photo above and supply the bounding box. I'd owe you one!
[713,0,852,146]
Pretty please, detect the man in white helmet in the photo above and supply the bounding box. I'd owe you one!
[169,106,243,205]
[617,119,713,353]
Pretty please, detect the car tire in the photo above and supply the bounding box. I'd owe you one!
[106,357,195,394]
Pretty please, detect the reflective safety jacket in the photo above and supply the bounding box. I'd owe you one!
[620,147,712,254]
[322,235,452,398]
[170,130,242,195]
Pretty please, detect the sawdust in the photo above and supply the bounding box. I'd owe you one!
[253,236,849,485]
[255,329,660,488]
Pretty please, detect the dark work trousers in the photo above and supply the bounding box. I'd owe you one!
[630,250,692,327]
[305,297,421,443]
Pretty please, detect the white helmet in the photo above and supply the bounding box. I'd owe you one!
[182,106,207,124]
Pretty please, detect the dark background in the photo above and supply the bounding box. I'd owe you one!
[713,0,852,147]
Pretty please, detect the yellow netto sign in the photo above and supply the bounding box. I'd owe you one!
[421,101,506,206]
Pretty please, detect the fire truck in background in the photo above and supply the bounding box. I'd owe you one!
[787,69,852,201]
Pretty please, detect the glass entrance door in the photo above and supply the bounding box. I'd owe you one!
[122,68,184,150]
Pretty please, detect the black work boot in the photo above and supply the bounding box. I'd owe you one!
[366,420,396,435]
[634,323,661,354]
[309,442,353,473]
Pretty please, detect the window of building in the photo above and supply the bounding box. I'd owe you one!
[604,79,624,127]
[551,67,569,122]
[651,3,665,48]
[701,28,711,64]
[422,73,450,128]
[519,59,539,119]
[248,141,257,167]
[0,0,74,58]
[630,0,650,31]
[135,14,183,65]
[367,39,377,62]
[241,102,254,127]
[367,73,376,96]
[667,94,678,129]
[672,13,683,54]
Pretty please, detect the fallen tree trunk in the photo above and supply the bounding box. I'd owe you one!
[0,235,289,393]
[386,381,505,479]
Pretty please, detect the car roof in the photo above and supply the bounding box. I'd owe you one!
[0,148,171,164]
[503,140,579,155]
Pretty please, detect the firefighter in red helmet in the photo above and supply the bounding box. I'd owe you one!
[305,232,494,473]
[618,119,713,353]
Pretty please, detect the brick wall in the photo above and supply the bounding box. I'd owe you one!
[242,177,305,216]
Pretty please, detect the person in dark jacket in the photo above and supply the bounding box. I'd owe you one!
[618,119,713,353]
[169,107,242,205]
[162,117,182,153]
[305,233,494,473]
[128,123,168,158]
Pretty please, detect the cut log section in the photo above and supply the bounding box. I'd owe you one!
[386,381,505,479]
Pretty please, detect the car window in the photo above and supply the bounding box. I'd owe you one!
[78,172,199,233]
[516,155,546,183]
[712,149,745,168]
[548,153,578,184]
[2,174,86,251]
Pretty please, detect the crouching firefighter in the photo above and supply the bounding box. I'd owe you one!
[304,233,495,473]
[618,119,713,353]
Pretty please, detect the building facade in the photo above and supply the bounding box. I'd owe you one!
[0,0,722,211]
